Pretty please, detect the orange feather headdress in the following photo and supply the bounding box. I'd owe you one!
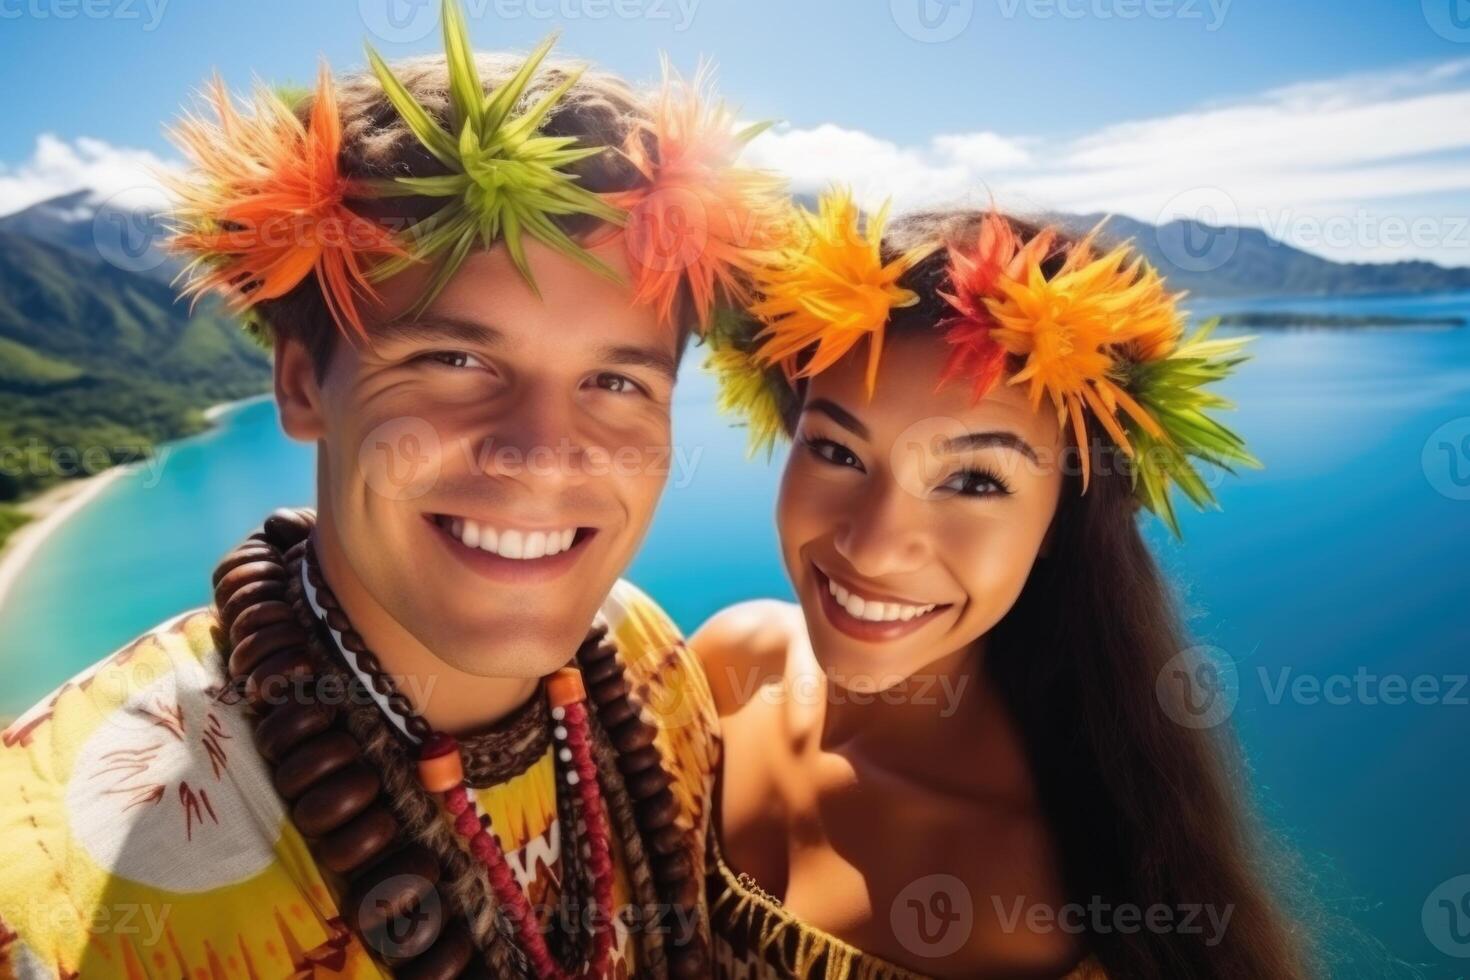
[165,63,407,341]
[607,61,789,333]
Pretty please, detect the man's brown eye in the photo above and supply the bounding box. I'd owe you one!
[593,372,640,394]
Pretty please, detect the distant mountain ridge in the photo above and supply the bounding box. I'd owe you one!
[0,200,270,507]
[1051,212,1470,300]
[783,192,1470,299]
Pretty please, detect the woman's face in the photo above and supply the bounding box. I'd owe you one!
[777,330,1066,690]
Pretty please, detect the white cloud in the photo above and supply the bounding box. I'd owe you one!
[0,134,178,219]
[746,58,1470,266]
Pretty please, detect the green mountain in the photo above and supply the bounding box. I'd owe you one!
[0,228,270,505]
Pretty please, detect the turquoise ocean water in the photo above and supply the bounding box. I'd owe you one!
[2,293,1467,976]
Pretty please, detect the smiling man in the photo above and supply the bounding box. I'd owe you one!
[0,6,784,976]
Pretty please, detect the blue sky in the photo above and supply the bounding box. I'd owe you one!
[2,0,1469,263]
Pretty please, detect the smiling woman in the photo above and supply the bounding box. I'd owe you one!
[694,201,1316,979]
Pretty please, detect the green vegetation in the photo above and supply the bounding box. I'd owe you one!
[0,230,271,504]
[0,503,29,549]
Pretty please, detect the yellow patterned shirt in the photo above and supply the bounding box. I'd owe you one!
[0,579,718,979]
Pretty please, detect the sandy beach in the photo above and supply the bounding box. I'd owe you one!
[0,394,270,615]
[0,467,130,613]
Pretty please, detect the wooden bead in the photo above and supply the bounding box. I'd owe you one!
[581,654,622,687]
[292,763,380,837]
[273,731,360,801]
[667,937,708,979]
[546,668,586,708]
[229,621,307,678]
[394,924,475,980]
[366,890,444,963]
[264,508,313,548]
[213,560,286,609]
[653,848,693,884]
[610,719,658,755]
[578,639,617,664]
[597,695,640,729]
[228,600,295,647]
[219,579,287,629]
[646,823,684,857]
[635,787,678,829]
[316,804,399,874]
[617,745,662,774]
[254,702,335,762]
[246,648,314,708]
[211,544,278,588]
[589,674,630,705]
[624,766,671,801]
[346,845,440,932]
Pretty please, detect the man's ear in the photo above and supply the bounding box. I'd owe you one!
[274,336,326,442]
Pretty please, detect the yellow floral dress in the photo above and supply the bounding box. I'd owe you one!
[0,579,718,979]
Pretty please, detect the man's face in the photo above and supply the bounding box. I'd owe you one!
[302,235,679,677]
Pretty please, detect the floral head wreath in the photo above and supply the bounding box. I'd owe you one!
[708,188,1260,537]
[164,0,787,342]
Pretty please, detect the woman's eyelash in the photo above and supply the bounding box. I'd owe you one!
[944,466,1014,497]
[802,434,864,471]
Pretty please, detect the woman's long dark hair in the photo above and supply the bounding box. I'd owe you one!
[873,209,1320,978]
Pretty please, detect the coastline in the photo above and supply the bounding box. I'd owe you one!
[0,393,267,615]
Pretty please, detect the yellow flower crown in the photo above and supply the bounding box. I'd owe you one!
[707,188,1260,536]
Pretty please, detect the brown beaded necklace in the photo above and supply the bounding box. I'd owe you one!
[213,508,707,979]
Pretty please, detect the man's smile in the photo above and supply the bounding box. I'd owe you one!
[426,513,600,583]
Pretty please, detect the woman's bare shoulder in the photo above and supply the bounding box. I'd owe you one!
[689,599,803,717]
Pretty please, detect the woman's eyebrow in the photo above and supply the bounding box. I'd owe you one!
[940,431,1039,462]
[804,398,870,439]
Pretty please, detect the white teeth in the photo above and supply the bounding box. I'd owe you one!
[826,576,937,623]
[445,518,580,561]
